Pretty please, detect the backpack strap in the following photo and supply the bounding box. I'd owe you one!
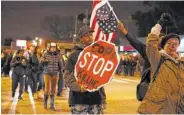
[151,56,165,83]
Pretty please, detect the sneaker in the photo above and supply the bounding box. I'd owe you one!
[12,93,15,98]
[18,96,23,100]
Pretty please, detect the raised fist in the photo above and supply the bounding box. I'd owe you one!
[157,13,172,27]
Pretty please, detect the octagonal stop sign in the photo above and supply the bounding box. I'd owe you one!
[74,40,120,92]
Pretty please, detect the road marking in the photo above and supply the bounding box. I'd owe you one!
[28,86,37,114]
[122,78,139,83]
[8,92,19,114]
[112,79,129,83]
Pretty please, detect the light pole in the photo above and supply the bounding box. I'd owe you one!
[73,15,78,45]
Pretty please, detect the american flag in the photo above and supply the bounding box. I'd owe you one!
[96,3,118,34]
[90,0,117,42]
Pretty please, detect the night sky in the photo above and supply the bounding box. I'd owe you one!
[1,1,150,41]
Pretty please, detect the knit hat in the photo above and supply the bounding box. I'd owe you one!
[78,25,94,38]
[160,33,180,49]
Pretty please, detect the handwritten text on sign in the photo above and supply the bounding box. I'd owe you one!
[74,40,119,92]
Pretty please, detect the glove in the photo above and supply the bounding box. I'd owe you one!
[157,13,172,27]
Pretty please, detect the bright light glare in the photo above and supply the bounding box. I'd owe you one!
[16,40,27,47]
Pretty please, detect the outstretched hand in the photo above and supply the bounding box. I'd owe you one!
[117,21,128,35]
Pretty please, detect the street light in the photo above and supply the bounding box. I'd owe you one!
[73,34,77,44]
[32,40,37,46]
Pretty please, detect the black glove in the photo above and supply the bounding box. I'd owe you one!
[157,13,172,27]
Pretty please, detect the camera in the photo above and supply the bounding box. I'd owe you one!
[17,57,21,61]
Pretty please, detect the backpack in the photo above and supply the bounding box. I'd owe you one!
[136,56,165,101]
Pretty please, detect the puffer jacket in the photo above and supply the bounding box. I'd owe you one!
[138,33,184,114]
[40,51,63,76]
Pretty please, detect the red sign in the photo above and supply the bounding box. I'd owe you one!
[74,40,120,92]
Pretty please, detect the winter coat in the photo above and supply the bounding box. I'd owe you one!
[10,56,27,76]
[29,54,44,74]
[40,51,63,76]
[63,44,105,105]
[138,33,184,114]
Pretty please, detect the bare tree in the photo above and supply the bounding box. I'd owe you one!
[41,15,74,40]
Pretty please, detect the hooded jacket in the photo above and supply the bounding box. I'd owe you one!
[138,33,184,114]
[64,44,106,105]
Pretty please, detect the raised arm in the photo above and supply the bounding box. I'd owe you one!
[146,13,172,73]
[117,22,146,59]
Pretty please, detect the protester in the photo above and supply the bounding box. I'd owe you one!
[137,14,184,114]
[57,49,65,97]
[29,46,44,99]
[3,49,13,77]
[10,49,27,100]
[1,49,6,76]
[63,25,106,114]
[24,44,35,93]
[129,55,137,76]
[116,54,124,75]
[117,14,166,101]
[40,42,63,111]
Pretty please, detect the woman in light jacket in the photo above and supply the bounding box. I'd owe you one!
[138,13,184,114]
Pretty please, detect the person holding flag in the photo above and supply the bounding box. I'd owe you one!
[64,25,106,114]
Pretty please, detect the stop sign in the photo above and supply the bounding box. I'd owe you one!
[74,40,120,92]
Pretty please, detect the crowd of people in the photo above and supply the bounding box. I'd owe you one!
[116,53,141,76]
[1,43,70,111]
[1,13,184,114]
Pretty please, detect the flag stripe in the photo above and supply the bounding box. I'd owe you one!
[90,0,116,43]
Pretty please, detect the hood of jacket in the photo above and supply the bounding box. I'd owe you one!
[159,50,182,64]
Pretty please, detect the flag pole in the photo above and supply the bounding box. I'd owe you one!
[106,1,119,22]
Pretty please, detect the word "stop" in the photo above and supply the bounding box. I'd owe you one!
[79,52,114,77]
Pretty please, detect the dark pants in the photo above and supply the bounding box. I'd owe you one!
[25,69,32,92]
[130,67,136,76]
[31,72,43,94]
[37,73,44,91]
[3,65,11,76]
[124,65,129,76]
[57,73,64,94]
[116,65,123,75]
[12,72,25,96]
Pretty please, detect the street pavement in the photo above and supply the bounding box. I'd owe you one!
[1,73,141,114]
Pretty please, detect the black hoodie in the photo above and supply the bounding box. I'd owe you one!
[64,44,103,105]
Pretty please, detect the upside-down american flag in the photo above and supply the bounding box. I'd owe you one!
[90,0,118,43]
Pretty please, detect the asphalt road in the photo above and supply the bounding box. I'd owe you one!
[1,74,141,114]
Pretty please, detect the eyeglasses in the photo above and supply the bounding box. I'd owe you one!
[166,42,179,47]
